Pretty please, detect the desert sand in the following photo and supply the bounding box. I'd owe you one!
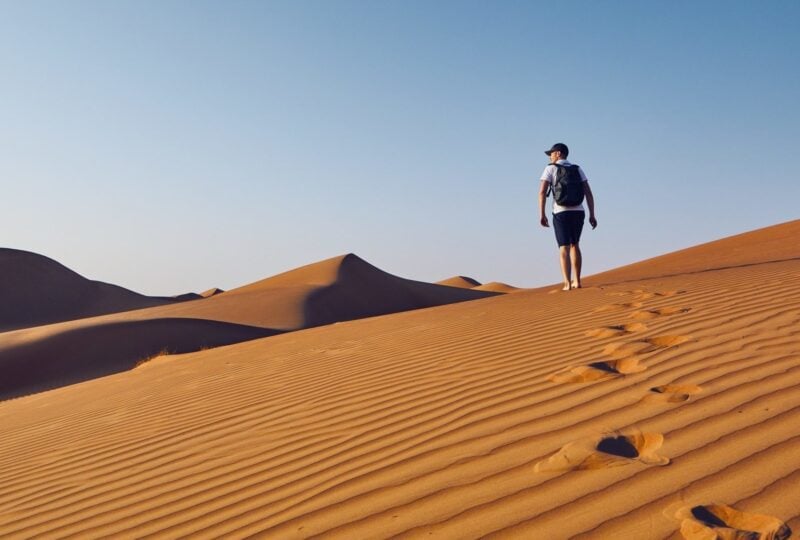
[0,220,798,538]
[0,254,496,400]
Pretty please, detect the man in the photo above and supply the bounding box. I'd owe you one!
[538,143,597,291]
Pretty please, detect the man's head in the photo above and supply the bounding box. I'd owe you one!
[545,143,569,163]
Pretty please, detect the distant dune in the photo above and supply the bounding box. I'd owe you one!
[0,253,498,399]
[161,253,500,330]
[2,222,798,538]
[173,292,204,301]
[201,287,225,297]
[0,248,177,332]
[473,281,522,293]
[437,276,482,289]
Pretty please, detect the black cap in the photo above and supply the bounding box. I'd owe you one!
[544,143,569,157]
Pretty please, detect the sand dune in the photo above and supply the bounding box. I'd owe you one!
[201,287,225,298]
[0,248,177,332]
[0,318,278,401]
[585,219,800,286]
[437,276,482,289]
[0,253,497,399]
[0,223,798,538]
[473,282,522,293]
[102,253,498,331]
[437,277,522,294]
[206,254,497,329]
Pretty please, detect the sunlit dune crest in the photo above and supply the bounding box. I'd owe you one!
[473,281,522,293]
[436,275,482,289]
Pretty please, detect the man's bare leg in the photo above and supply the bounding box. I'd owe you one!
[570,243,582,289]
[559,246,572,290]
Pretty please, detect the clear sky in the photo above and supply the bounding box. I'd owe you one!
[2,1,798,296]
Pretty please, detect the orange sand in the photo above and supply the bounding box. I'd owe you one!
[0,220,798,538]
[0,254,495,400]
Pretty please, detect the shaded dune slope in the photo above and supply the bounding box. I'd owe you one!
[0,248,177,332]
[107,253,500,331]
[0,253,498,400]
[299,255,499,328]
[0,318,278,401]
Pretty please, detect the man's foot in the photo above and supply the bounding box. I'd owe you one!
[571,281,582,289]
[562,283,572,291]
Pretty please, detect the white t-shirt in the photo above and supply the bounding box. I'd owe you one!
[540,159,589,214]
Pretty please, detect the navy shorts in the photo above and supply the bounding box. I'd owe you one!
[553,211,585,247]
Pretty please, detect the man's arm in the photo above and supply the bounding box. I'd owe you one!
[538,180,550,227]
[584,181,597,229]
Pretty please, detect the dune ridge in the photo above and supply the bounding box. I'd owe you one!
[584,218,800,286]
[0,253,497,400]
[201,288,225,298]
[1,222,798,538]
[437,276,482,289]
[473,282,522,293]
[0,248,177,332]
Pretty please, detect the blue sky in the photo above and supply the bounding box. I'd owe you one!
[1,1,798,295]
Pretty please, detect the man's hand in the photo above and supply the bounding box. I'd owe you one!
[540,216,549,228]
[589,216,597,229]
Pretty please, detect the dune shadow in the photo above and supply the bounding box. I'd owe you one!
[690,506,728,528]
[642,383,703,404]
[0,318,280,401]
[596,435,639,458]
[302,254,499,328]
[587,361,620,374]
[534,430,669,472]
[549,358,647,384]
[679,503,791,540]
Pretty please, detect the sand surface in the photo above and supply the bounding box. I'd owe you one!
[0,220,798,538]
[0,253,496,400]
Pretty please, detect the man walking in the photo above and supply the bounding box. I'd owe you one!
[538,143,597,290]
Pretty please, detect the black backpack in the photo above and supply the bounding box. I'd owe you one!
[550,163,584,206]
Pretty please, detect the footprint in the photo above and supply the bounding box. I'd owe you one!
[677,504,791,540]
[534,430,670,472]
[585,322,648,338]
[586,327,626,339]
[548,358,646,383]
[660,306,692,315]
[603,341,654,359]
[634,290,685,300]
[645,335,692,347]
[594,302,643,313]
[642,384,703,404]
[603,335,692,361]
[631,307,692,320]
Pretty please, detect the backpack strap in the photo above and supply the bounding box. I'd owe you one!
[550,162,578,168]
